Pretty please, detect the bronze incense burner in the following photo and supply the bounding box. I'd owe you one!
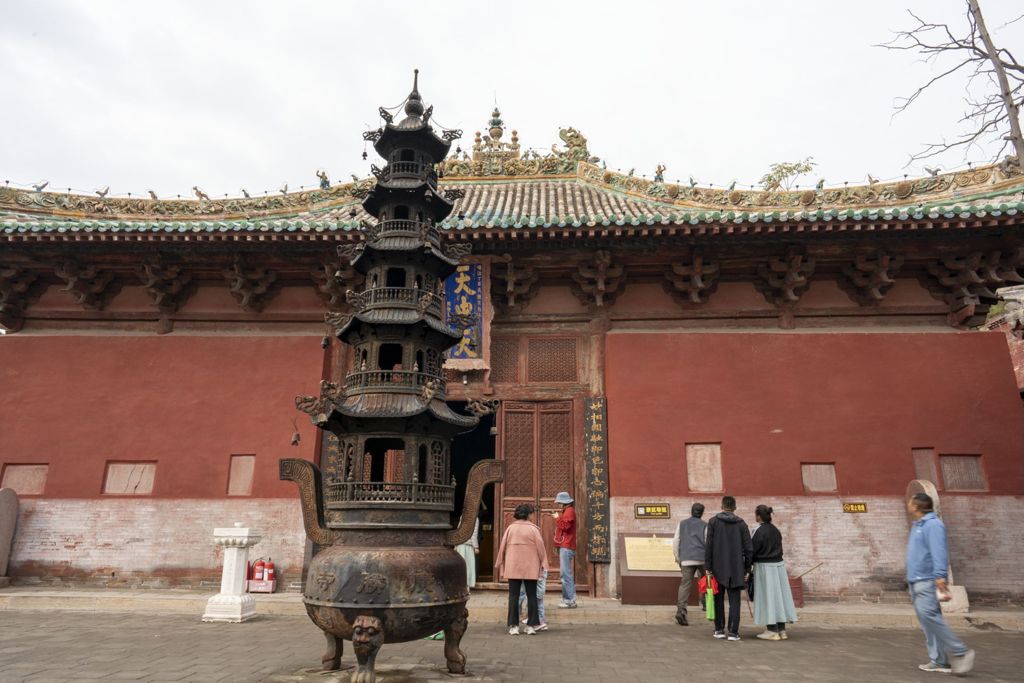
[282,72,503,682]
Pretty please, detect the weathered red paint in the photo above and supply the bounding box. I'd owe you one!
[0,335,323,498]
[605,331,1024,497]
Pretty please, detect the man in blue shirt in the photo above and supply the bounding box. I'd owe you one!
[906,493,974,675]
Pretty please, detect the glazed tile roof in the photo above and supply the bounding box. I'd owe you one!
[2,161,1023,238]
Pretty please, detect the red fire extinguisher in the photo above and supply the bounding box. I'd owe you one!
[265,558,276,582]
[253,558,266,581]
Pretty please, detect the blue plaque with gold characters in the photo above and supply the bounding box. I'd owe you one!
[444,263,484,361]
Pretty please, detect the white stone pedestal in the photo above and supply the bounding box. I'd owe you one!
[202,522,262,623]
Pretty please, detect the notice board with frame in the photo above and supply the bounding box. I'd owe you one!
[617,532,698,606]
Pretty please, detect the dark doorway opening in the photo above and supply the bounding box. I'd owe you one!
[377,343,403,371]
[364,437,404,482]
[449,401,497,582]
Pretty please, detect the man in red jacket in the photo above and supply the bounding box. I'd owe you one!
[553,491,578,608]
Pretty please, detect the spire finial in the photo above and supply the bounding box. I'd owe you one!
[405,69,424,117]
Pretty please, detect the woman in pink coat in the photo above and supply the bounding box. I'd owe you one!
[495,503,549,635]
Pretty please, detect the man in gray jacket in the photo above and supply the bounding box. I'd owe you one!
[672,503,707,626]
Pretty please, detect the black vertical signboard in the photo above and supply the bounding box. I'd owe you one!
[585,397,611,563]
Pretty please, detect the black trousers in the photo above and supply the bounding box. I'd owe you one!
[508,579,539,627]
[713,586,742,635]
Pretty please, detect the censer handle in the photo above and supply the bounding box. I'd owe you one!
[446,459,505,546]
[279,458,335,547]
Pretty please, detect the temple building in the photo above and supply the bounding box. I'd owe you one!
[2,99,1024,601]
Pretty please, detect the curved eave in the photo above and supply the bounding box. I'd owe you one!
[362,183,453,222]
[336,309,462,344]
[350,238,460,274]
[330,394,478,429]
[373,123,451,161]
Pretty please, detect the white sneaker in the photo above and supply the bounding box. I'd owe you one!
[508,626,519,636]
[918,662,952,673]
[558,601,578,608]
[951,649,975,675]
[524,626,537,635]
[756,631,781,641]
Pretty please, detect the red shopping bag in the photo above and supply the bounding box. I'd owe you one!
[697,574,719,595]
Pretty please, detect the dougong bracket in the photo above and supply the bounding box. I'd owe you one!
[0,267,43,332]
[755,247,815,306]
[571,250,625,308]
[54,260,120,310]
[664,251,719,305]
[840,251,904,306]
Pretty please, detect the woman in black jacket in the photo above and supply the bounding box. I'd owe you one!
[751,504,798,640]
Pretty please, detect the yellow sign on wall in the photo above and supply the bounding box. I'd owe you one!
[623,536,677,571]
[843,502,868,513]
[634,503,671,519]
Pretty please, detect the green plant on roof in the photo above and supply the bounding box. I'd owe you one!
[759,157,817,192]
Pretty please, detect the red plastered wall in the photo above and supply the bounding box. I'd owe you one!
[605,331,1024,497]
[0,335,324,498]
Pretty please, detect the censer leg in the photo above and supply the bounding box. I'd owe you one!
[443,608,469,674]
[321,631,351,671]
[351,615,384,683]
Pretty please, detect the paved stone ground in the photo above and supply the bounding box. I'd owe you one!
[0,611,1021,682]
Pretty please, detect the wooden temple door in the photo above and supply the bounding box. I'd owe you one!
[497,400,577,585]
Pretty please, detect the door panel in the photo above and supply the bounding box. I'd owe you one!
[497,400,576,584]
[503,409,536,498]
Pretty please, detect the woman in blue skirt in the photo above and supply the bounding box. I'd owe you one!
[751,504,798,640]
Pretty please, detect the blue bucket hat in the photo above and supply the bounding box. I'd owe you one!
[554,491,574,505]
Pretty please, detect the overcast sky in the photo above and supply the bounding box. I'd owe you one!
[1,0,1022,198]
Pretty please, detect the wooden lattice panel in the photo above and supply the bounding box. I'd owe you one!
[503,410,536,497]
[527,337,578,383]
[539,406,573,498]
[490,336,520,383]
[431,441,445,485]
[384,449,404,483]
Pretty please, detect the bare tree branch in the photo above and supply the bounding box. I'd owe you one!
[881,1,1024,166]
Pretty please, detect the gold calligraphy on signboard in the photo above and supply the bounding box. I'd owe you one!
[842,502,868,513]
[584,397,611,563]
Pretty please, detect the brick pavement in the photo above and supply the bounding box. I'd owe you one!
[0,611,1021,682]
